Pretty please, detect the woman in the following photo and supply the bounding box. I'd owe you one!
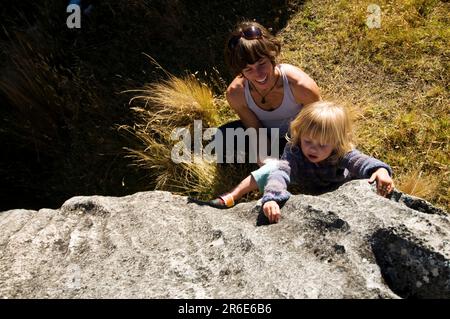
[211,21,320,208]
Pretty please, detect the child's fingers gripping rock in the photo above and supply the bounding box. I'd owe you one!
[263,201,281,223]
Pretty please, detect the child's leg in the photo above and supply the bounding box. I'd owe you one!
[250,159,279,193]
[212,160,279,208]
[209,175,257,208]
[229,175,258,201]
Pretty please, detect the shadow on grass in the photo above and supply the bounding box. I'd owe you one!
[0,0,303,211]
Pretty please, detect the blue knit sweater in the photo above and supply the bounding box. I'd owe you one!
[261,143,393,205]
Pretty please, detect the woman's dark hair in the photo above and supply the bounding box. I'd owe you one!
[224,21,281,76]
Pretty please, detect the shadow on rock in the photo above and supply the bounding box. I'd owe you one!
[370,227,450,299]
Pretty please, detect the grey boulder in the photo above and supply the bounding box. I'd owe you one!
[0,180,449,298]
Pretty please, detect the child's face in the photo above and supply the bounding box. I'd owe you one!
[300,135,334,163]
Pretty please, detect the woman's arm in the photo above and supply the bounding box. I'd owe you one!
[226,80,265,163]
[226,80,262,129]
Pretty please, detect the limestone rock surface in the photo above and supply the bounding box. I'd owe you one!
[0,180,449,298]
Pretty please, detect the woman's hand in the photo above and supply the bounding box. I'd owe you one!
[369,168,394,197]
[262,200,281,223]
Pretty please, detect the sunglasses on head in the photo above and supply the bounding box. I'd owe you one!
[228,26,263,49]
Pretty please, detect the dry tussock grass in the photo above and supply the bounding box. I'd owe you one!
[120,60,249,199]
[397,169,440,199]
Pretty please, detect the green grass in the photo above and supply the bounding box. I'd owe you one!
[279,0,449,209]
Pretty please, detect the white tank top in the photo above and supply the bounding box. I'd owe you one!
[244,64,303,137]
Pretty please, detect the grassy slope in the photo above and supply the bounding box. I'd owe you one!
[278,0,449,209]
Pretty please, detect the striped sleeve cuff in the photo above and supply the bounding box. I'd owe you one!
[261,190,291,206]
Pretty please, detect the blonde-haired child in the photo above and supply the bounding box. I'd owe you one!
[262,101,394,223]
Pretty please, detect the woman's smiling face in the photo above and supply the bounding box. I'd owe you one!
[300,135,334,163]
[241,57,275,89]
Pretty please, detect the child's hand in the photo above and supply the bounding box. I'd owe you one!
[262,200,281,223]
[368,168,394,197]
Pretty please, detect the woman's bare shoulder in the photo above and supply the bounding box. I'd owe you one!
[280,64,320,103]
[226,76,246,106]
[280,64,313,85]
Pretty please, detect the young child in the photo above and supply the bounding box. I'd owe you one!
[261,101,394,223]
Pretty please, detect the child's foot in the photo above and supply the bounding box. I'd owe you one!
[208,193,235,209]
